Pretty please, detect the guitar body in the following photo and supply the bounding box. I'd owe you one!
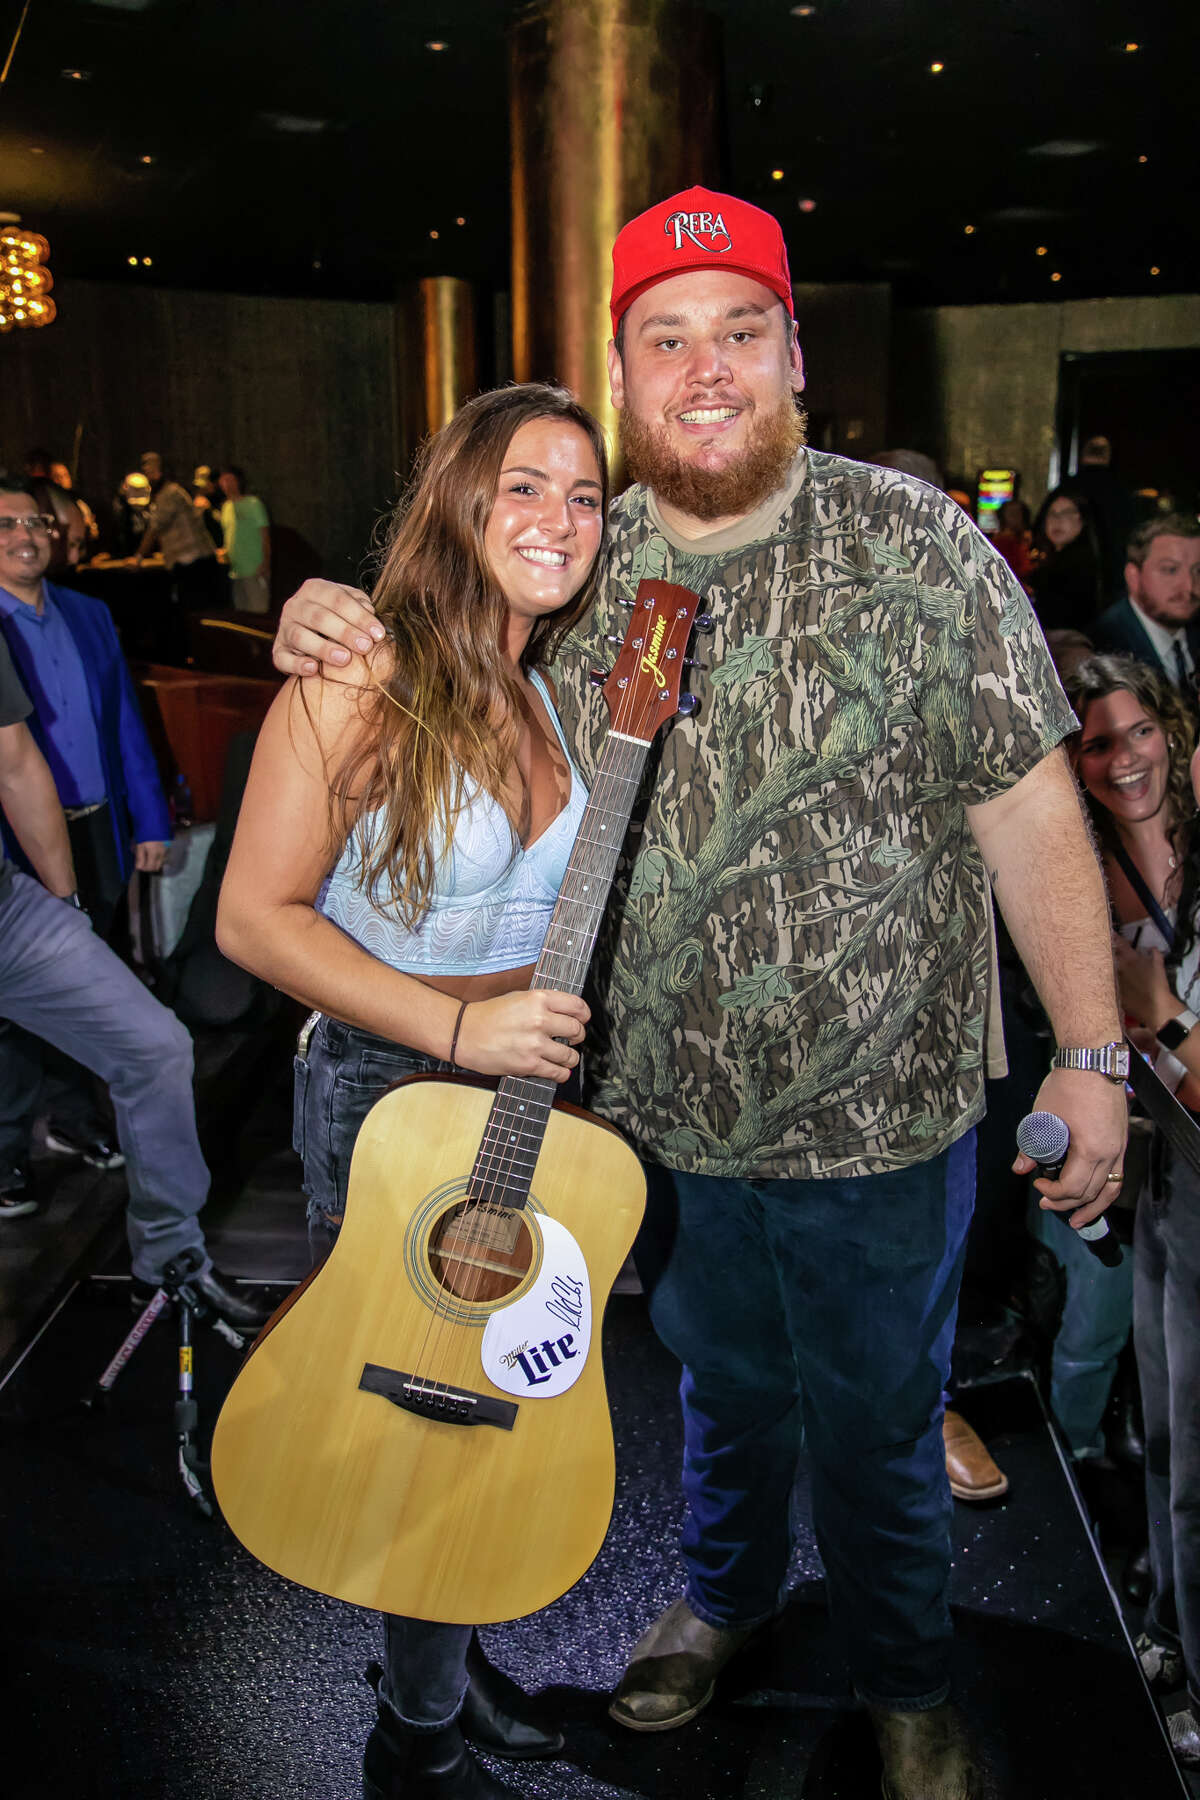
[211,1076,645,1624]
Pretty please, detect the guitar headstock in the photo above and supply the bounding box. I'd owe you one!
[595,580,706,743]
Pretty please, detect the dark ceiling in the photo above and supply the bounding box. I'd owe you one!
[0,0,1194,311]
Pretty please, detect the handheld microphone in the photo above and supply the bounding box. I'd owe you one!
[1016,1111,1124,1267]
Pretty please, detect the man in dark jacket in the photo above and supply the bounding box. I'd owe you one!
[1091,514,1200,709]
[0,480,170,1178]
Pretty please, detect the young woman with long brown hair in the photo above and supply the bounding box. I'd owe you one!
[217,382,609,1800]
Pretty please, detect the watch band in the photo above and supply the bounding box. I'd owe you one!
[1156,1009,1199,1053]
[1051,1041,1131,1082]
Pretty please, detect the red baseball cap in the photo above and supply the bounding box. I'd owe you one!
[610,185,794,334]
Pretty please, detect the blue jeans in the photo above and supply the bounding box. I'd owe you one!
[1031,1191,1132,1458]
[636,1131,977,1709]
[295,1013,472,1730]
[1135,1148,1200,1706]
[0,872,211,1283]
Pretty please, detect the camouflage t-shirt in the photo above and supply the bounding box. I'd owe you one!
[550,449,1076,1180]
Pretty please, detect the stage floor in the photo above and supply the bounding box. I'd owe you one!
[0,1273,1186,1799]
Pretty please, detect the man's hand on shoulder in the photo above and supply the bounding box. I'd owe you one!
[273,579,385,679]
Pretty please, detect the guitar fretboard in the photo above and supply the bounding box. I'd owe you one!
[467,732,650,1211]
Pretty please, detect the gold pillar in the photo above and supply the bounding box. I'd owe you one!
[394,277,479,473]
[510,0,721,453]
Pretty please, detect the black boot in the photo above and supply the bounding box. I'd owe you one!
[461,1630,564,1759]
[362,1709,521,1800]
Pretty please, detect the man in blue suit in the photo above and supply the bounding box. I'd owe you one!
[0,479,171,1187]
[1091,514,1200,707]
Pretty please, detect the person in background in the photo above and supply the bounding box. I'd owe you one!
[1092,515,1200,712]
[28,480,89,575]
[1050,656,1195,1476]
[46,461,99,548]
[136,452,224,642]
[1074,436,1137,603]
[1099,681,1200,1769]
[992,498,1034,585]
[0,478,170,1182]
[1028,487,1104,635]
[0,630,270,1330]
[191,464,224,549]
[218,465,271,613]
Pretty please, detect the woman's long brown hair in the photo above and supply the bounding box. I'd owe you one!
[327,382,609,927]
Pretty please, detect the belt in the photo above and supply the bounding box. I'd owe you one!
[63,801,107,822]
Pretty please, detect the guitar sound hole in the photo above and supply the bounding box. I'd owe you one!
[429,1202,533,1303]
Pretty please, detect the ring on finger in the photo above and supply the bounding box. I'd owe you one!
[1105,1171,1123,1184]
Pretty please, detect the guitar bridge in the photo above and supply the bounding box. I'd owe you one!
[359,1362,518,1430]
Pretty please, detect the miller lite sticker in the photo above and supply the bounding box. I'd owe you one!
[481,1216,592,1399]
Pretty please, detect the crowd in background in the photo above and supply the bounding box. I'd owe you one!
[20,445,272,614]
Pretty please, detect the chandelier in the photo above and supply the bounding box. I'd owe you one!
[0,213,55,334]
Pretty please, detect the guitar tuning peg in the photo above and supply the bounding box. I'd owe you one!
[588,667,610,689]
[604,634,626,646]
[693,614,715,635]
[683,656,708,671]
[676,692,701,717]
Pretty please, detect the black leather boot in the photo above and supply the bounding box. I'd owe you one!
[459,1631,564,1760]
[362,1709,520,1800]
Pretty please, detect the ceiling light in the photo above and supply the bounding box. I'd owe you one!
[429,230,439,240]
[1027,139,1101,159]
[1138,154,1149,164]
[771,168,784,181]
[0,216,56,335]
[127,254,137,266]
[262,112,328,135]
[426,40,449,51]
[1150,265,1161,276]
[798,197,817,213]
[790,5,817,15]
[139,154,154,165]
[142,256,152,266]
[929,61,944,74]
[1124,41,1139,53]
[455,216,466,226]
[61,67,91,80]
[1050,272,1062,283]
[963,224,975,236]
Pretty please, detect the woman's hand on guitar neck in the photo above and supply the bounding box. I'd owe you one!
[455,990,589,1082]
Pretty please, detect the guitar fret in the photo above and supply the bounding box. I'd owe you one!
[469,580,700,1204]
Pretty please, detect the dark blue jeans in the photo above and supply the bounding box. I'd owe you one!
[636,1131,976,1709]
[1135,1148,1200,1707]
[295,1013,471,1731]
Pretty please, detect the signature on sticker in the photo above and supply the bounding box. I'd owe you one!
[546,1274,584,1332]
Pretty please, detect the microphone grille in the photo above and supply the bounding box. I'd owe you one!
[1016,1110,1070,1162]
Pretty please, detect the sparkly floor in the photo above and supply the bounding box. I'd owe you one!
[0,1272,1186,1799]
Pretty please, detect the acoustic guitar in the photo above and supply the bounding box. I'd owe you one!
[210,579,706,1624]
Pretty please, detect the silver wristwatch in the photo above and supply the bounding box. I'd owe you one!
[1050,1041,1130,1084]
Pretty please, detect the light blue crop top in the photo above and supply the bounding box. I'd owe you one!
[319,670,587,976]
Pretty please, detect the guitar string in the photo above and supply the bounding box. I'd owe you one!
[412,619,680,1396]
[412,599,692,1396]
[410,739,645,1395]
[408,749,637,1398]
[412,747,643,1397]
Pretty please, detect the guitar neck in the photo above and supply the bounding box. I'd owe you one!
[467,730,652,1209]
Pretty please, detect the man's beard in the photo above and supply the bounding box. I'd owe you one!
[620,392,807,523]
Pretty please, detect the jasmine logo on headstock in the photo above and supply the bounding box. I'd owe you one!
[640,613,669,689]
